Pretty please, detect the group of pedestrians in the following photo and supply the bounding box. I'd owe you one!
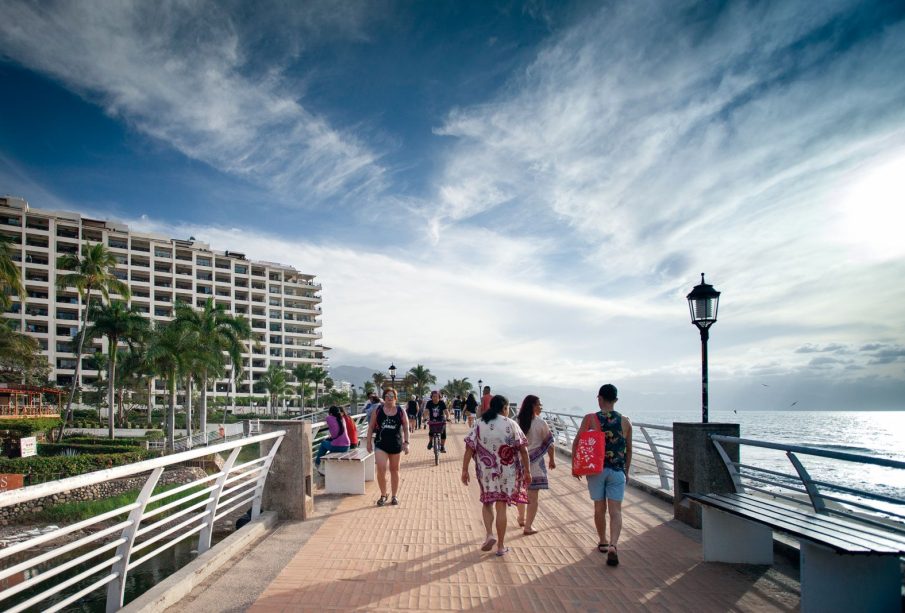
[357,382,632,565]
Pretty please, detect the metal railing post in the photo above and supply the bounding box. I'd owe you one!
[711,437,745,493]
[639,425,670,489]
[786,451,827,513]
[251,435,284,520]
[105,467,163,613]
[197,447,243,553]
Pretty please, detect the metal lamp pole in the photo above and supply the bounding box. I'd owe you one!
[687,273,721,424]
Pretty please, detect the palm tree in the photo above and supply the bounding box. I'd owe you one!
[0,234,25,312]
[55,243,128,441]
[407,364,436,398]
[116,346,155,427]
[82,301,149,439]
[147,322,196,451]
[259,364,289,417]
[371,372,386,392]
[363,381,375,396]
[310,366,327,410]
[442,377,472,400]
[174,299,250,443]
[292,363,316,412]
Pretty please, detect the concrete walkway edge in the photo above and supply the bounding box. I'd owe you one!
[121,512,279,613]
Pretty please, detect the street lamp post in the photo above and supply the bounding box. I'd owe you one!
[388,363,397,388]
[686,273,721,424]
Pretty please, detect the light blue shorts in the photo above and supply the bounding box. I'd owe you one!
[587,467,626,501]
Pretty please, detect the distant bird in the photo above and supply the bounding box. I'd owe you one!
[790,401,798,407]
[733,410,737,414]
[761,383,770,387]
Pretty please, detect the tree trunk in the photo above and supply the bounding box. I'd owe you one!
[185,377,193,448]
[166,376,176,452]
[200,372,208,445]
[56,287,92,442]
[107,341,117,440]
[300,380,306,412]
[147,379,153,427]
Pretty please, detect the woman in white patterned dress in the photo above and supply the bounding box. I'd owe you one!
[515,395,556,535]
[462,395,531,557]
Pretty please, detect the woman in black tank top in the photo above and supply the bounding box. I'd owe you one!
[367,388,410,506]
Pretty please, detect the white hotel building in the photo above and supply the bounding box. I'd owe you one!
[1,195,325,409]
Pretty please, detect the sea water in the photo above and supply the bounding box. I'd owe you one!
[557,407,905,504]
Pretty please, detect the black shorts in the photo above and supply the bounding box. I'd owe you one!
[375,441,402,455]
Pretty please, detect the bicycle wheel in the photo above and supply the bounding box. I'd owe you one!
[434,434,440,465]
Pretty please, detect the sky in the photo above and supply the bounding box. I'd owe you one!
[1,0,904,414]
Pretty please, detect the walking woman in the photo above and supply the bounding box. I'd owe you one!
[464,392,478,428]
[314,405,351,474]
[515,395,556,534]
[367,388,410,506]
[462,395,530,556]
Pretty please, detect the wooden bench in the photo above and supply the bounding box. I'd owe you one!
[321,448,375,495]
[687,492,905,613]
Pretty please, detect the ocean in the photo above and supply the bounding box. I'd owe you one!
[555,408,905,506]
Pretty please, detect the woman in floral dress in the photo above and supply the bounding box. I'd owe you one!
[515,395,556,535]
[462,395,531,557]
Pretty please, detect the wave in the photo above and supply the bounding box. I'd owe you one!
[811,444,876,454]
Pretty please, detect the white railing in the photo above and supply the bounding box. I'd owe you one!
[711,434,905,535]
[0,430,285,612]
[544,411,674,491]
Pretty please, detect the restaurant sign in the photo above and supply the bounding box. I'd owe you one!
[20,436,37,458]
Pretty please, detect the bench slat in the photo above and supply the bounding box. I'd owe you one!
[322,449,373,462]
[688,493,905,554]
[720,493,905,549]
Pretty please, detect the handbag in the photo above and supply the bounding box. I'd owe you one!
[572,414,606,476]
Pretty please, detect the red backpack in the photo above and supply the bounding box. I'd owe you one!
[343,413,359,446]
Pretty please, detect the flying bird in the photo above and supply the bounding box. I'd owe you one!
[790,401,798,407]
[761,383,770,387]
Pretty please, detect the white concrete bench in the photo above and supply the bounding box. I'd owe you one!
[321,448,375,494]
[687,492,905,613]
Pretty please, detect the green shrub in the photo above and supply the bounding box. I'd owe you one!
[0,417,62,437]
[59,436,142,447]
[39,442,145,456]
[0,450,152,481]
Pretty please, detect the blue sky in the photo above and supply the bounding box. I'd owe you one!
[2,0,905,413]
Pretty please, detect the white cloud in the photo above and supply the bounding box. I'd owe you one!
[0,0,387,206]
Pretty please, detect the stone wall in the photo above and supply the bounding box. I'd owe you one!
[0,467,207,524]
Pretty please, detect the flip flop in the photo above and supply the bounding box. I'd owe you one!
[606,545,619,567]
[495,547,510,557]
[480,536,497,552]
[597,543,608,553]
[523,528,539,536]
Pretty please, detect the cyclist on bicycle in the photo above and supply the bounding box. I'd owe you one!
[424,390,450,453]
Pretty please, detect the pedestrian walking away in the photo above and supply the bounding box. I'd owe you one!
[462,394,530,557]
[367,388,410,506]
[572,383,632,567]
[452,395,463,423]
[479,385,492,416]
[515,395,556,534]
[464,392,478,427]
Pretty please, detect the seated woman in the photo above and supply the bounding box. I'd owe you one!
[315,405,352,473]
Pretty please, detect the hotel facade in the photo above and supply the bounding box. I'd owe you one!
[1,195,325,410]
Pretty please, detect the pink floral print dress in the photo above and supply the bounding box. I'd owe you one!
[464,415,529,505]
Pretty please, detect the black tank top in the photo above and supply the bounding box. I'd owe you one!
[375,404,404,453]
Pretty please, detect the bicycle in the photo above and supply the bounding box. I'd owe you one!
[428,421,445,466]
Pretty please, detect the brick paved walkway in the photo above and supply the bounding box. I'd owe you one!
[250,422,800,612]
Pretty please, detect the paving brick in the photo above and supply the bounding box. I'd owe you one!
[249,422,800,612]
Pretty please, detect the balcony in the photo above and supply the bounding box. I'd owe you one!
[154,249,172,258]
[196,272,213,281]
[108,238,128,249]
[24,254,49,266]
[56,310,79,321]
[56,242,78,254]
[25,323,49,334]
[25,218,49,231]
[196,257,212,267]
[25,237,48,248]
[25,307,48,317]
[1,216,21,227]
[131,242,150,252]
[131,258,150,268]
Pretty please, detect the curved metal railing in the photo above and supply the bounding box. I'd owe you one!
[711,434,905,534]
[0,430,286,612]
[543,410,674,491]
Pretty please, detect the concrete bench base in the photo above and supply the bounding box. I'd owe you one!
[322,449,375,495]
